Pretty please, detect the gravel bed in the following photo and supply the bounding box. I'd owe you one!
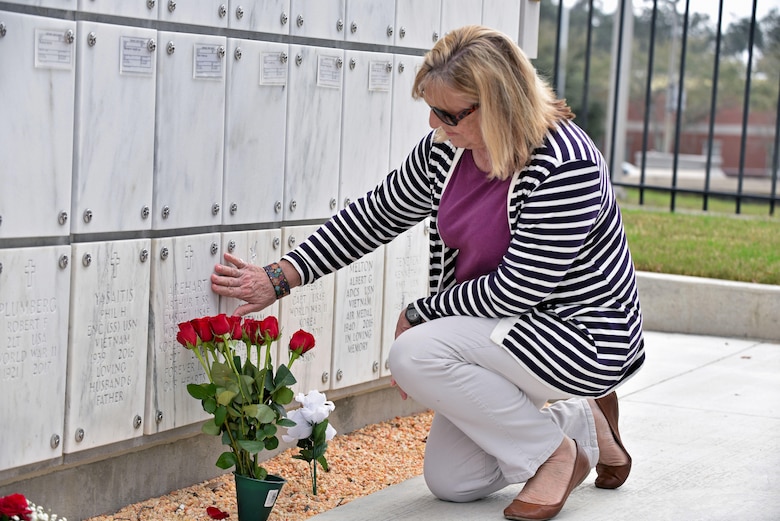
[86,410,433,521]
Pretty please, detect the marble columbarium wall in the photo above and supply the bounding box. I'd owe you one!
[0,0,540,514]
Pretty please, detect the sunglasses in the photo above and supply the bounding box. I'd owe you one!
[430,103,479,126]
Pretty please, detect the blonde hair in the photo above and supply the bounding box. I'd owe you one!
[413,25,574,180]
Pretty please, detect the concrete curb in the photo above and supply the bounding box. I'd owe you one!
[636,271,780,342]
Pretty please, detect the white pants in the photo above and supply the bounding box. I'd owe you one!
[388,316,599,503]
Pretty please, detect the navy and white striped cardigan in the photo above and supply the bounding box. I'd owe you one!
[284,121,645,396]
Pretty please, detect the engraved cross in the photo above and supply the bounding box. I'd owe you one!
[110,250,121,278]
[185,245,194,271]
[25,259,36,288]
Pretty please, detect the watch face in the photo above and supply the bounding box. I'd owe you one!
[406,306,421,324]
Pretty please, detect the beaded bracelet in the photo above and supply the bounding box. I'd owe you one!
[263,262,291,300]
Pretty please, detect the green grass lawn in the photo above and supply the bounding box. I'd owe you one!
[619,186,778,217]
[620,205,780,285]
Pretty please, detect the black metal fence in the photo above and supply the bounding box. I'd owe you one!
[532,0,779,216]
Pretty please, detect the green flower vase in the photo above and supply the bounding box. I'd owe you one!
[234,473,286,521]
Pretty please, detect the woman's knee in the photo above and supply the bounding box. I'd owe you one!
[424,466,468,502]
[424,467,496,503]
[387,327,425,378]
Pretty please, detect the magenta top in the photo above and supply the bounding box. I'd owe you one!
[438,150,512,283]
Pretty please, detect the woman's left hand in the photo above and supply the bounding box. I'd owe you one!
[390,377,408,400]
[394,308,413,339]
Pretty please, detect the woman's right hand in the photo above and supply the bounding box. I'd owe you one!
[211,252,279,316]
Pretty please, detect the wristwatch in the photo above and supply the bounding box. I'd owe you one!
[405,303,424,326]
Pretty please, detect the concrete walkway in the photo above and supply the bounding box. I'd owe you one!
[310,331,780,521]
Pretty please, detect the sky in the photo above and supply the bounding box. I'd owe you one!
[588,0,779,27]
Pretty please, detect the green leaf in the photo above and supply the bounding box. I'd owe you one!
[263,368,274,393]
[317,455,330,472]
[274,364,297,389]
[312,443,328,460]
[237,440,265,454]
[277,418,296,428]
[202,419,221,436]
[217,389,238,406]
[211,362,235,387]
[312,420,328,443]
[215,451,237,470]
[203,397,217,414]
[272,387,294,405]
[187,383,215,400]
[264,436,279,451]
[252,465,268,481]
[260,424,278,438]
[270,402,286,417]
[254,404,276,423]
[214,405,227,427]
[221,431,232,446]
[242,404,259,419]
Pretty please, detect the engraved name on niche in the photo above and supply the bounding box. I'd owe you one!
[342,259,376,354]
[160,271,212,392]
[287,278,330,363]
[1,259,60,382]
[87,264,138,407]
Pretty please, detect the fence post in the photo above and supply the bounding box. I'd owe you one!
[605,0,634,180]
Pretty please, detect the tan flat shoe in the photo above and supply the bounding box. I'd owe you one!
[594,392,632,489]
[503,440,591,521]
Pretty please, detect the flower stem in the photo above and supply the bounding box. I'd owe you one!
[191,343,211,381]
[312,459,317,495]
[222,336,251,405]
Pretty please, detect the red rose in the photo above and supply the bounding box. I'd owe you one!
[191,317,213,342]
[176,321,198,348]
[209,314,231,336]
[0,493,32,520]
[259,316,280,342]
[243,318,260,344]
[206,506,230,519]
[227,315,243,339]
[289,329,316,355]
